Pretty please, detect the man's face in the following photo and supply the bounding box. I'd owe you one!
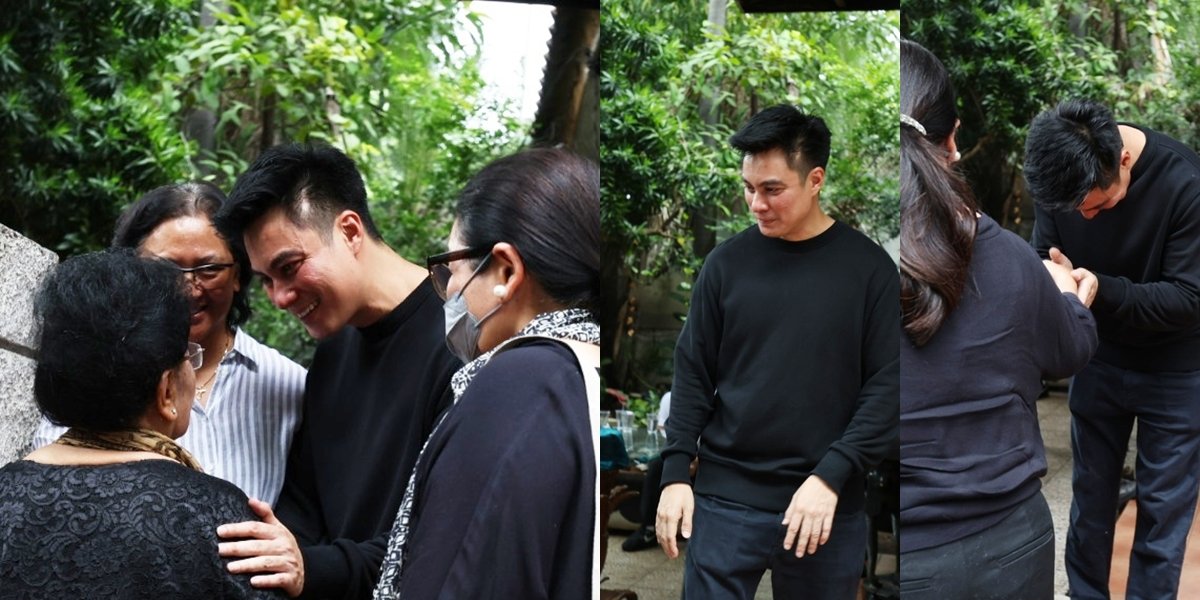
[1076,149,1133,220]
[1077,174,1128,220]
[244,206,361,339]
[742,147,823,241]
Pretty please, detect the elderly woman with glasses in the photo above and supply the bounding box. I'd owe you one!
[373,147,600,599]
[0,249,284,598]
[32,182,306,507]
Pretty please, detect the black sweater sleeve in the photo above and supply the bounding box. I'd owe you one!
[811,263,900,492]
[274,385,324,544]
[1030,204,1060,260]
[1090,194,1200,331]
[1036,286,1099,380]
[662,260,721,488]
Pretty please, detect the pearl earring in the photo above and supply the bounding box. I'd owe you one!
[171,408,177,416]
[493,285,507,298]
[953,150,962,162]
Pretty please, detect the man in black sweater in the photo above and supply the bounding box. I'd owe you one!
[656,105,899,600]
[210,144,459,599]
[1026,99,1200,600]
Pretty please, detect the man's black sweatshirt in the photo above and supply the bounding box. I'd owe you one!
[663,222,900,514]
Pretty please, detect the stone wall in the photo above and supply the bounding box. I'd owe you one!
[0,224,58,466]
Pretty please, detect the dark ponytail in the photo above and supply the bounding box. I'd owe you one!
[899,39,978,347]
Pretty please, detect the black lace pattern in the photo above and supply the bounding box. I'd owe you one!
[0,460,282,599]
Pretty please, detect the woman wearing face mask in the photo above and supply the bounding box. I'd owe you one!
[0,249,283,599]
[899,39,1098,598]
[372,147,600,599]
[32,182,305,506]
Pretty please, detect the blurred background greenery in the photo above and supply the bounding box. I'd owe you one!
[903,0,1200,238]
[600,0,900,414]
[0,0,544,365]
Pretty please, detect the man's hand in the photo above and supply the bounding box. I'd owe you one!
[782,476,839,558]
[1046,247,1098,307]
[1072,268,1098,307]
[217,498,305,597]
[1048,246,1074,270]
[655,483,694,559]
[1043,259,1079,295]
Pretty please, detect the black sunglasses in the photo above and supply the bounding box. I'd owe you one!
[425,246,494,300]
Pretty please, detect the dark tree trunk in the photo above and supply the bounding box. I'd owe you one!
[531,7,600,160]
[689,0,729,259]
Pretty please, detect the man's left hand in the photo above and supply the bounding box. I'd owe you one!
[781,475,839,558]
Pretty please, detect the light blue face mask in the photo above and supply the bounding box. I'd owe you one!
[443,256,503,363]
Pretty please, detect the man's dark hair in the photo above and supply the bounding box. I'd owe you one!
[729,104,831,174]
[35,249,191,431]
[215,143,381,245]
[455,147,599,312]
[113,181,252,327]
[1024,99,1124,213]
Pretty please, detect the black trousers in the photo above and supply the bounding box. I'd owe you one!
[1065,360,1200,600]
[683,493,865,600]
[900,492,1055,600]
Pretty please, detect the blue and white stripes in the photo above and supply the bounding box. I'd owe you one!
[31,328,305,506]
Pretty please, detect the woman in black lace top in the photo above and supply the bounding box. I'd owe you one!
[0,250,282,599]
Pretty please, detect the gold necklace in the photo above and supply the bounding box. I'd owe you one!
[196,332,234,400]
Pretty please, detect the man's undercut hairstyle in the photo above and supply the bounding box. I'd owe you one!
[729,104,831,175]
[1023,99,1124,213]
[34,249,191,431]
[215,143,380,245]
[112,181,253,327]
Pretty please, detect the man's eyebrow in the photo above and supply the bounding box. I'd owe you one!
[256,250,304,277]
[745,178,786,187]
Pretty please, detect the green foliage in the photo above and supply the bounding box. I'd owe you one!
[0,0,195,255]
[0,0,529,365]
[603,4,899,280]
[904,0,1109,167]
[601,0,900,392]
[904,0,1200,227]
[624,388,662,430]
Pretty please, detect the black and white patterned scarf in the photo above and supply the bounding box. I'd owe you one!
[373,308,599,599]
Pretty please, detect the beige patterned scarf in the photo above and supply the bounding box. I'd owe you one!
[57,428,203,471]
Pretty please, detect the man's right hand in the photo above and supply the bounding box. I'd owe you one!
[656,483,694,559]
[217,498,305,597]
[1043,259,1079,295]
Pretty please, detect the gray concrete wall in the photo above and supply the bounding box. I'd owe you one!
[0,224,58,466]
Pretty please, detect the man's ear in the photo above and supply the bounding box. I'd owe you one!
[334,210,367,254]
[808,166,825,194]
[489,243,526,302]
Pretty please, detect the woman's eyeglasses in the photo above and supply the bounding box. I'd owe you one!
[174,262,236,285]
[185,342,204,370]
[425,246,493,300]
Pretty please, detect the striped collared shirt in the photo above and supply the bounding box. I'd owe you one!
[31,329,306,505]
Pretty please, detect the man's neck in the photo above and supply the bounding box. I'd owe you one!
[348,239,428,328]
[1118,124,1147,170]
[781,210,835,242]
